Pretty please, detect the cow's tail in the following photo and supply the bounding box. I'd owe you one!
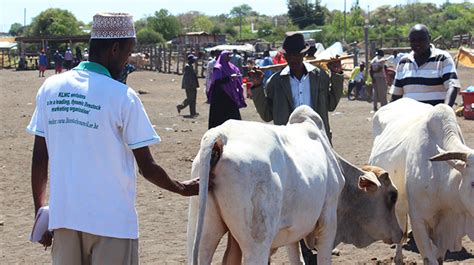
[192,128,224,265]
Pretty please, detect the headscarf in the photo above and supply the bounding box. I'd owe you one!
[210,50,246,108]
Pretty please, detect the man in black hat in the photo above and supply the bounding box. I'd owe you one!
[248,31,343,264]
[177,54,200,117]
[250,32,343,142]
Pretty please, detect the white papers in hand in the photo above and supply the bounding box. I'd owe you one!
[30,206,49,242]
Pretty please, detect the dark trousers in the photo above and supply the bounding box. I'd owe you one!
[300,240,317,264]
[178,88,197,115]
[348,80,364,100]
[420,99,444,106]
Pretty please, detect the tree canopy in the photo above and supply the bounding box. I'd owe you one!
[8,23,25,36]
[9,2,473,48]
[27,8,83,36]
[146,9,182,41]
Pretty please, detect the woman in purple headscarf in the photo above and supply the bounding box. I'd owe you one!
[208,50,247,129]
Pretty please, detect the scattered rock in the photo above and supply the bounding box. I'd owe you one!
[178,157,194,162]
[137,90,149,94]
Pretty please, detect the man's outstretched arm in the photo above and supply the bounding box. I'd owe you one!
[133,146,201,196]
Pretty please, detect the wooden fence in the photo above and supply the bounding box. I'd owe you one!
[135,43,217,77]
[134,42,283,77]
[5,33,470,71]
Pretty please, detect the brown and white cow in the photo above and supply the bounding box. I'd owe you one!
[187,106,402,264]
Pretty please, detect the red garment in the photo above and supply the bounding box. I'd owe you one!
[273,52,287,65]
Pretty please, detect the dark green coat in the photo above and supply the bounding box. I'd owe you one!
[251,63,343,140]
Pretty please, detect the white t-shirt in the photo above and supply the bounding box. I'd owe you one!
[27,63,160,239]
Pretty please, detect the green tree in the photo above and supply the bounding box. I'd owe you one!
[28,8,83,36]
[192,16,213,32]
[147,9,182,40]
[8,22,24,36]
[287,0,326,29]
[257,22,273,38]
[313,0,326,26]
[210,25,222,34]
[134,18,148,33]
[136,28,165,44]
[229,4,253,17]
[224,26,238,37]
[230,4,253,39]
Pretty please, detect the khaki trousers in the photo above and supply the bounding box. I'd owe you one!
[52,228,138,265]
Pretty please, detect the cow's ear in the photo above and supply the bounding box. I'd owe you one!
[445,160,466,173]
[379,172,392,186]
[358,173,381,193]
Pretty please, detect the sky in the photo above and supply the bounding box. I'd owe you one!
[0,0,466,32]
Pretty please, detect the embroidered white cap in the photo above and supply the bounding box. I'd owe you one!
[91,12,136,39]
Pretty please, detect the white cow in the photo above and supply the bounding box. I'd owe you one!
[129,52,150,69]
[187,106,402,264]
[369,98,474,264]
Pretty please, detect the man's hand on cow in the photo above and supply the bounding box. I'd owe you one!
[327,56,343,74]
[179,175,215,196]
[249,67,264,88]
[39,230,53,250]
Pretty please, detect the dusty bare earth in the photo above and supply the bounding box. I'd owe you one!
[1,64,473,264]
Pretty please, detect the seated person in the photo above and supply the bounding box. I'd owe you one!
[348,62,371,100]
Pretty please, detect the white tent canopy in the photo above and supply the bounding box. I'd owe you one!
[314,42,343,60]
[0,42,17,50]
[205,43,255,53]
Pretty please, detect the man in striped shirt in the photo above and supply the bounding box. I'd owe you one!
[390,24,460,106]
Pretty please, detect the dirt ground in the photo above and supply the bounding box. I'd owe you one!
[1,63,473,264]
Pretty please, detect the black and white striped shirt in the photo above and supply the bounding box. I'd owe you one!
[390,45,460,101]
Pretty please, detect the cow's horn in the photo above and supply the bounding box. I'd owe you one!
[429,152,468,162]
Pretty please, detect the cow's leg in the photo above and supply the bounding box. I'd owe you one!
[241,243,272,265]
[435,247,446,265]
[187,197,199,265]
[409,217,438,265]
[394,244,404,265]
[286,242,304,265]
[394,212,408,265]
[187,195,227,265]
[314,204,338,265]
[200,197,228,265]
[222,233,242,265]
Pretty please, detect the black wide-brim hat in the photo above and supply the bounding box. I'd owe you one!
[281,32,310,54]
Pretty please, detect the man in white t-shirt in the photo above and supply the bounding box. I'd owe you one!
[28,13,205,264]
[205,50,218,102]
